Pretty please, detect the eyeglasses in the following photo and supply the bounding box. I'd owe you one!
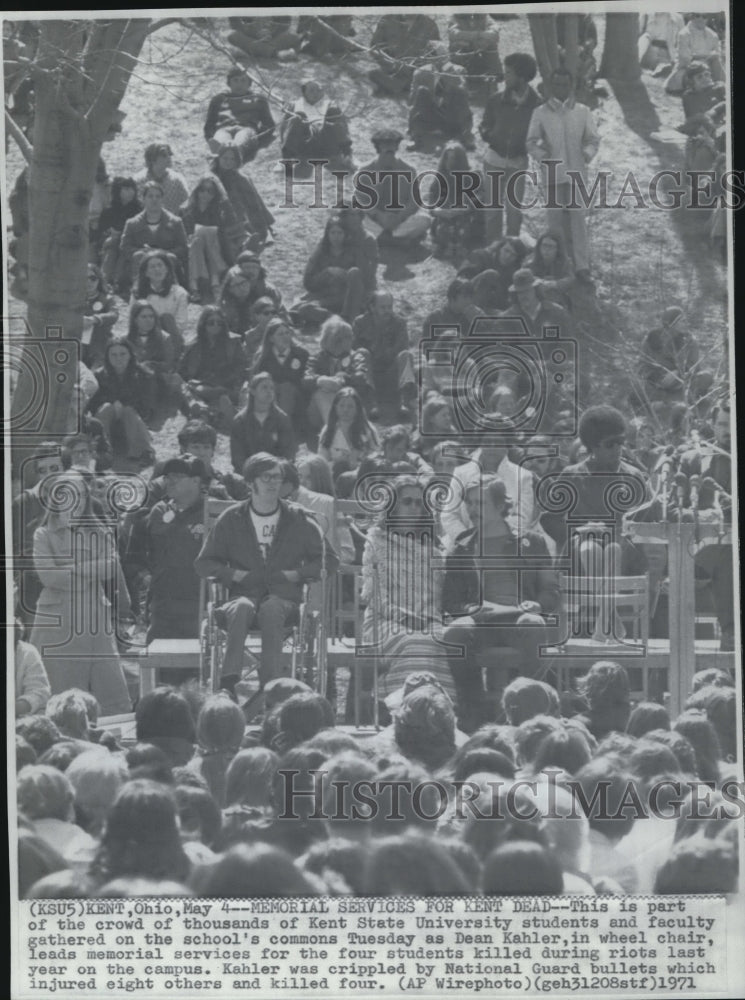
[258,472,283,484]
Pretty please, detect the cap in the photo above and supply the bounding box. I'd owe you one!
[162,454,209,481]
[384,672,453,712]
[509,268,540,293]
[662,306,684,328]
[371,127,404,147]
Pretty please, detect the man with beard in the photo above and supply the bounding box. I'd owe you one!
[480,52,541,241]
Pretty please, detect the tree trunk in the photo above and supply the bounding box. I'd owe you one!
[10,19,150,467]
[600,12,641,81]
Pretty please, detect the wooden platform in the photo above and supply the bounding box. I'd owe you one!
[135,637,735,715]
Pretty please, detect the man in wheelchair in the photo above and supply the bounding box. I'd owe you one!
[194,452,338,695]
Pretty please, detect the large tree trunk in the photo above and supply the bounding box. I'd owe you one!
[600,12,641,81]
[10,19,150,468]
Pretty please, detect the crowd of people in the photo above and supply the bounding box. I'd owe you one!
[9,12,736,898]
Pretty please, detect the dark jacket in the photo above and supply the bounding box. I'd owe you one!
[251,343,309,390]
[204,90,276,146]
[88,363,156,421]
[120,209,188,270]
[480,86,541,159]
[180,332,248,389]
[442,526,560,617]
[304,348,373,397]
[194,499,337,605]
[352,311,409,374]
[179,198,245,267]
[230,404,296,471]
[676,447,731,521]
[144,497,206,607]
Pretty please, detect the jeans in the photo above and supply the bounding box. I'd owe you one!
[221,594,299,683]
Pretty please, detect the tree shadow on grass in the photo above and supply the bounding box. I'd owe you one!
[379,241,432,282]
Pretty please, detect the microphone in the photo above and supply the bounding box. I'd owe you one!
[672,472,687,521]
[689,474,701,511]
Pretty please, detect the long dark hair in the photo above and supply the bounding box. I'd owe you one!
[254,315,296,366]
[128,299,165,342]
[319,215,348,256]
[319,387,378,452]
[103,337,139,376]
[134,249,176,298]
[109,175,142,212]
[530,230,571,279]
[184,173,230,215]
[196,304,230,346]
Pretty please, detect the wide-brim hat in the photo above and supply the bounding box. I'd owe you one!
[162,454,209,481]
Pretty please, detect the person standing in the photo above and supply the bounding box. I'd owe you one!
[480,52,541,241]
[526,67,600,283]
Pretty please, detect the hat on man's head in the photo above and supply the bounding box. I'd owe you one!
[662,306,684,328]
[509,268,540,294]
[384,671,453,712]
[371,127,404,149]
[162,454,209,481]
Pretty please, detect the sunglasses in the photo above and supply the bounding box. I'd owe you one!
[258,472,283,484]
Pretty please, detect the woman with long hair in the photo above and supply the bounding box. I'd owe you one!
[429,141,484,259]
[300,216,367,325]
[127,299,178,382]
[220,251,282,338]
[95,176,142,289]
[318,386,378,479]
[132,249,189,352]
[528,230,575,308]
[179,174,244,304]
[179,305,247,428]
[82,263,119,370]
[250,316,309,431]
[464,236,527,312]
[29,471,132,714]
[210,143,275,251]
[304,316,374,433]
[88,338,156,467]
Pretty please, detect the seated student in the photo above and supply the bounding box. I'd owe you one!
[359,128,430,246]
[250,316,309,433]
[94,176,142,289]
[204,67,276,161]
[230,372,296,473]
[119,182,188,295]
[88,338,156,468]
[210,144,275,252]
[82,264,119,370]
[427,142,484,260]
[337,207,378,295]
[131,249,189,353]
[318,387,379,481]
[574,661,632,741]
[294,454,356,565]
[127,300,182,406]
[179,174,244,305]
[352,291,415,421]
[227,16,301,61]
[666,13,725,94]
[297,14,356,57]
[408,62,475,150]
[299,216,367,326]
[194,452,337,693]
[220,251,282,338]
[410,395,458,466]
[368,13,441,98]
[176,420,248,502]
[637,305,710,415]
[680,60,726,120]
[421,276,484,345]
[304,316,374,432]
[18,765,97,871]
[280,80,353,172]
[447,12,503,89]
[357,424,434,484]
[62,429,113,477]
[179,306,247,429]
[442,475,558,732]
[133,142,189,215]
[15,623,52,717]
[186,694,246,809]
[528,230,576,309]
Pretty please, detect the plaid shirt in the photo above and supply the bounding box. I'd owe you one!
[135,168,189,214]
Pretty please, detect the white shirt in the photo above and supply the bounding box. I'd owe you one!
[250,506,280,560]
[440,451,535,544]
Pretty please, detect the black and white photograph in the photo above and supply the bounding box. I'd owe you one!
[4,4,744,999]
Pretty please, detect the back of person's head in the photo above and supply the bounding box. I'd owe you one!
[16,735,37,771]
[578,406,626,451]
[38,739,91,772]
[173,767,209,790]
[514,714,563,767]
[654,837,738,894]
[26,868,93,898]
[456,724,517,764]
[673,710,722,783]
[92,779,189,885]
[626,701,670,739]
[135,687,196,745]
[321,751,377,838]
[578,661,631,734]
[463,779,548,861]
[371,759,445,834]
[362,834,471,895]
[263,677,313,714]
[46,689,94,740]
[453,748,516,783]
[533,779,590,875]
[502,678,560,726]
[272,746,327,821]
[629,738,682,781]
[692,667,733,691]
[531,728,592,776]
[197,693,245,753]
[273,692,335,753]
[572,758,637,841]
[174,785,222,848]
[305,729,360,759]
[643,729,697,776]
[594,731,637,761]
[299,838,367,894]
[194,843,319,897]
[18,828,68,898]
[16,716,61,757]
[393,685,456,770]
[125,742,174,784]
[686,685,737,762]
[66,749,129,835]
[438,838,483,892]
[18,764,74,821]
[225,747,279,808]
[482,841,563,895]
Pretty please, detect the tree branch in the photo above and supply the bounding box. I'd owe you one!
[145,17,183,37]
[4,109,33,162]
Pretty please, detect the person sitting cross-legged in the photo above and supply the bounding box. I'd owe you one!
[194,452,338,695]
